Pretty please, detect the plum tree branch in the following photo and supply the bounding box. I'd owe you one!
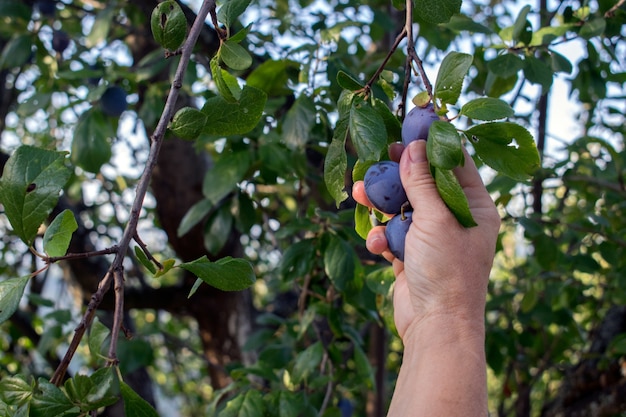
[49,0,216,385]
[402,0,433,113]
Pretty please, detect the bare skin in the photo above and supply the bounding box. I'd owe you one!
[353,140,500,416]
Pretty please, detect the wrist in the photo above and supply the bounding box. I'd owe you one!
[402,310,486,353]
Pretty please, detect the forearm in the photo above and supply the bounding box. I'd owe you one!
[387,314,488,417]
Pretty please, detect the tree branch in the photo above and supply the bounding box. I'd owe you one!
[49,0,216,385]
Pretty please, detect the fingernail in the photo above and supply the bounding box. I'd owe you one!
[407,140,426,163]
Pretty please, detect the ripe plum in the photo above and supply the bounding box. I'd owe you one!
[100,86,127,117]
[52,30,70,53]
[385,211,412,261]
[363,161,408,215]
[401,103,439,146]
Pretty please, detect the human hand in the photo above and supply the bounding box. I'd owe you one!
[352,140,500,339]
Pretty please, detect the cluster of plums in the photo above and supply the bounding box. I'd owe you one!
[363,104,439,261]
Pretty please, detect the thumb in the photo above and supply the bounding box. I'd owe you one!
[399,140,448,217]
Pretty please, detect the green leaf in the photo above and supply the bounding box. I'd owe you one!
[434,167,477,227]
[88,317,110,359]
[169,107,207,140]
[349,99,387,162]
[86,7,114,48]
[579,17,606,39]
[487,54,524,78]
[17,93,52,118]
[71,109,115,173]
[30,379,79,417]
[530,24,575,46]
[210,56,241,102]
[0,375,33,406]
[178,198,213,237]
[353,343,375,388]
[337,70,364,91]
[180,256,256,292]
[426,121,463,170]
[154,259,176,278]
[324,116,349,206]
[466,122,540,181]
[134,246,157,275]
[0,34,32,70]
[201,86,267,135]
[291,341,324,384]
[524,55,553,90]
[221,389,265,417]
[202,151,250,204]
[0,1,31,24]
[371,98,402,143]
[220,40,253,71]
[324,236,356,292]
[43,210,78,257]
[85,367,119,409]
[283,94,317,150]
[511,5,532,44]
[365,266,395,295]
[0,146,72,245]
[203,204,233,255]
[460,97,515,121]
[217,0,252,29]
[354,203,373,240]
[445,14,494,34]
[485,72,518,97]
[121,381,159,417]
[434,52,473,105]
[246,59,299,96]
[266,391,302,417]
[549,50,573,74]
[150,0,187,51]
[414,0,461,24]
[324,90,355,206]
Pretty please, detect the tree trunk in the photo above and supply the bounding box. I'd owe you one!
[541,306,626,417]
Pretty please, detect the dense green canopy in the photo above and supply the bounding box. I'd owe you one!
[0,0,625,416]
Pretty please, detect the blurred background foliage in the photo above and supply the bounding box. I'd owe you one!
[0,0,625,416]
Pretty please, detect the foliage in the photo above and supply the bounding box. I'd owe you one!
[0,0,625,416]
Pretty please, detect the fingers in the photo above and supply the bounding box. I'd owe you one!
[365,226,395,263]
[352,180,371,207]
[398,140,447,217]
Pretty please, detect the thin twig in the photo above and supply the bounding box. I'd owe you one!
[133,232,163,269]
[363,27,407,92]
[403,0,433,106]
[605,0,626,17]
[107,267,124,364]
[44,246,119,264]
[50,271,113,385]
[49,0,216,386]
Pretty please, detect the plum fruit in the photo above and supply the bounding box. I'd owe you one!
[385,211,412,261]
[100,86,127,117]
[363,161,408,215]
[36,0,56,16]
[52,30,70,53]
[401,103,439,146]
